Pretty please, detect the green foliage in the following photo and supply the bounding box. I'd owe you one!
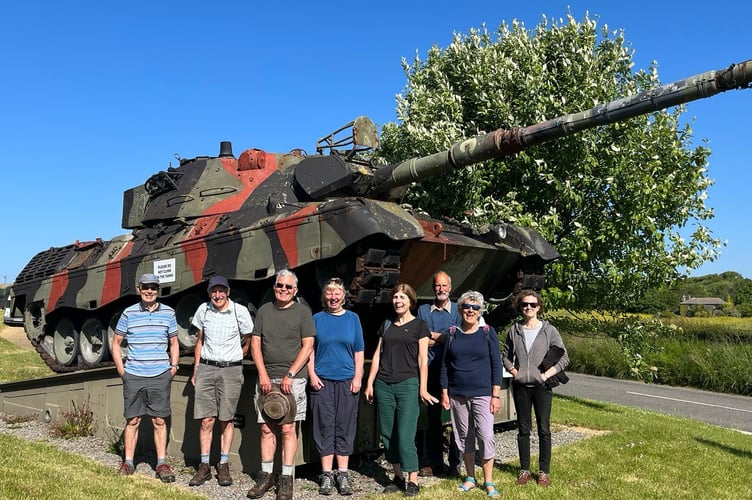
[379,13,719,311]
[51,398,96,439]
[560,316,752,396]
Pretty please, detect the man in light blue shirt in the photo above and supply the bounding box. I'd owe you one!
[112,273,179,482]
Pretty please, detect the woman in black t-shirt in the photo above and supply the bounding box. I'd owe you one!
[365,283,438,496]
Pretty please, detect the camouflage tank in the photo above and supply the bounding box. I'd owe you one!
[6,59,751,372]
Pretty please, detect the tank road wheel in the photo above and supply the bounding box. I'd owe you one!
[108,308,127,361]
[175,294,203,349]
[79,316,108,366]
[52,318,80,366]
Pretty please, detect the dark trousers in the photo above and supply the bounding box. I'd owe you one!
[422,374,460,469]
[512,382,553,473]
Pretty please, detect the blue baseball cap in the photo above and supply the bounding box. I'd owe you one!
[207,276,230,291]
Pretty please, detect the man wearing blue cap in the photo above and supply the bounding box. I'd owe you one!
[189,275,254,487]
[112,273,179,482]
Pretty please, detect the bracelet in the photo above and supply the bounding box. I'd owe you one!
[170,364,179,368]
[491,395,500,399]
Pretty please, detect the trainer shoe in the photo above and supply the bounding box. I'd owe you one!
[155,463,176,483]
[383,476,405,493]
[336,471,353,496]
[117,462,134,475]
[515,470,532,485]
[189,462,212,486]
[537,471,551,487]
[216,462,233,486]
[405,481,420,497]
[319,472,333,495]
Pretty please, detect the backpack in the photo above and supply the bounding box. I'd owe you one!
[446,323,490,352]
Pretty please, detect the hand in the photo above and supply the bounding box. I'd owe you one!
[490,397,501,414]
[420,391,439,406]
[350,379,362,394]
[258,374,272,394]
[364,386,374,404]
[441,393,450,410]
[280,375,293,394]
[310,374,324,391]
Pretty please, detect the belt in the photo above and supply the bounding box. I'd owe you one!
[200,358,242,368]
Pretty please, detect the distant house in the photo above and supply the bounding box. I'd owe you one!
[679,295,726,316]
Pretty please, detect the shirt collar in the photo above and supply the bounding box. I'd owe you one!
[430,301,452,313]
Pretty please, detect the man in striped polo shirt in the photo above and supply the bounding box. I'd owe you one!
[112,273,179,482]
[188,275,253,487]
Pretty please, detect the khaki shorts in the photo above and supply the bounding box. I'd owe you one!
[193,363,244,421]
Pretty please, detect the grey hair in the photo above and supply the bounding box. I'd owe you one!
[457,290,484,311]
[276,269,298,287]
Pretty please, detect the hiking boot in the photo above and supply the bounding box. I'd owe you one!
[117,462,134,475]
[247,471,275,498]
[276,474,294,500]
[515,470,532,485]
[405,481,420,497]
[418,465,433,477]
[537,471,551,487]
[216,462,233,487]
[155,463,176,483]
[336,471,353,496]
[383,476,405,493]
[319,472,333,495]
[189,462,212,486]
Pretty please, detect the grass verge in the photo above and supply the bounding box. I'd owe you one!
[0,331,53,382]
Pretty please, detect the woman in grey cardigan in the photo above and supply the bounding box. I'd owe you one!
[501,289,568,488]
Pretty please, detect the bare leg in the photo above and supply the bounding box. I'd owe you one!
[199,416,215,455]
[280,422,297,466]
[152,416,168,459]
[260,423,276,462]
[218,420,234,455]
[123,416,141,460]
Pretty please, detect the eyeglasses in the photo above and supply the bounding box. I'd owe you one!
[328,277,344,285]
[275,283,294,290]
[521,302,539,309]
[140,284,159,291]
[461,303,481,311]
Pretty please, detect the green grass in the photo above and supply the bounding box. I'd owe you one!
[0,330,53,382]
[0,433,205,500]
[375,396,752,499]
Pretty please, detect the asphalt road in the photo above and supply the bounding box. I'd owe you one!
[556,372,752,434]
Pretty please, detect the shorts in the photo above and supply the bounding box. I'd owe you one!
[122,370,173,419]
[254,378,308,423]
[193,363,244,421]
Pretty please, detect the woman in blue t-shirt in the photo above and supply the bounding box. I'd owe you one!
[440,291,502,497]
[309,278,364,495]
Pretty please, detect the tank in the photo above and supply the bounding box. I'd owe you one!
[6,59,751,372]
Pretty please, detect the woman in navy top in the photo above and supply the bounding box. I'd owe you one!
[440,290,502,497]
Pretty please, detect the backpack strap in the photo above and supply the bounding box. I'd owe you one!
[379,319,392,353]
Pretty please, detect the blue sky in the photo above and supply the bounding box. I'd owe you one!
[1,1,750,285]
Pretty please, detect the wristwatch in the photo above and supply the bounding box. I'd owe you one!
[287,371,295,378]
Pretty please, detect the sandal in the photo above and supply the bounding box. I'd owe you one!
[484,481,500,497]
[458,476,476,492]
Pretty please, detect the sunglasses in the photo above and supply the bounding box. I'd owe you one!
[140,284,159,291]
[461,303,481,311]
[521,302,539,309]
[275,283,294,290]
[328,277,344,285]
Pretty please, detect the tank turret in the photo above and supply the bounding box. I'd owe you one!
[6,59,750,372]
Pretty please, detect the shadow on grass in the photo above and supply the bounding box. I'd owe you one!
[695,436,752,460]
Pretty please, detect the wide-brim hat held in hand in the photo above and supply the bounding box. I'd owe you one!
[258,384,296,424]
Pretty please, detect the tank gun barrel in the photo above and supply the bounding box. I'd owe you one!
[371,58,752,194]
